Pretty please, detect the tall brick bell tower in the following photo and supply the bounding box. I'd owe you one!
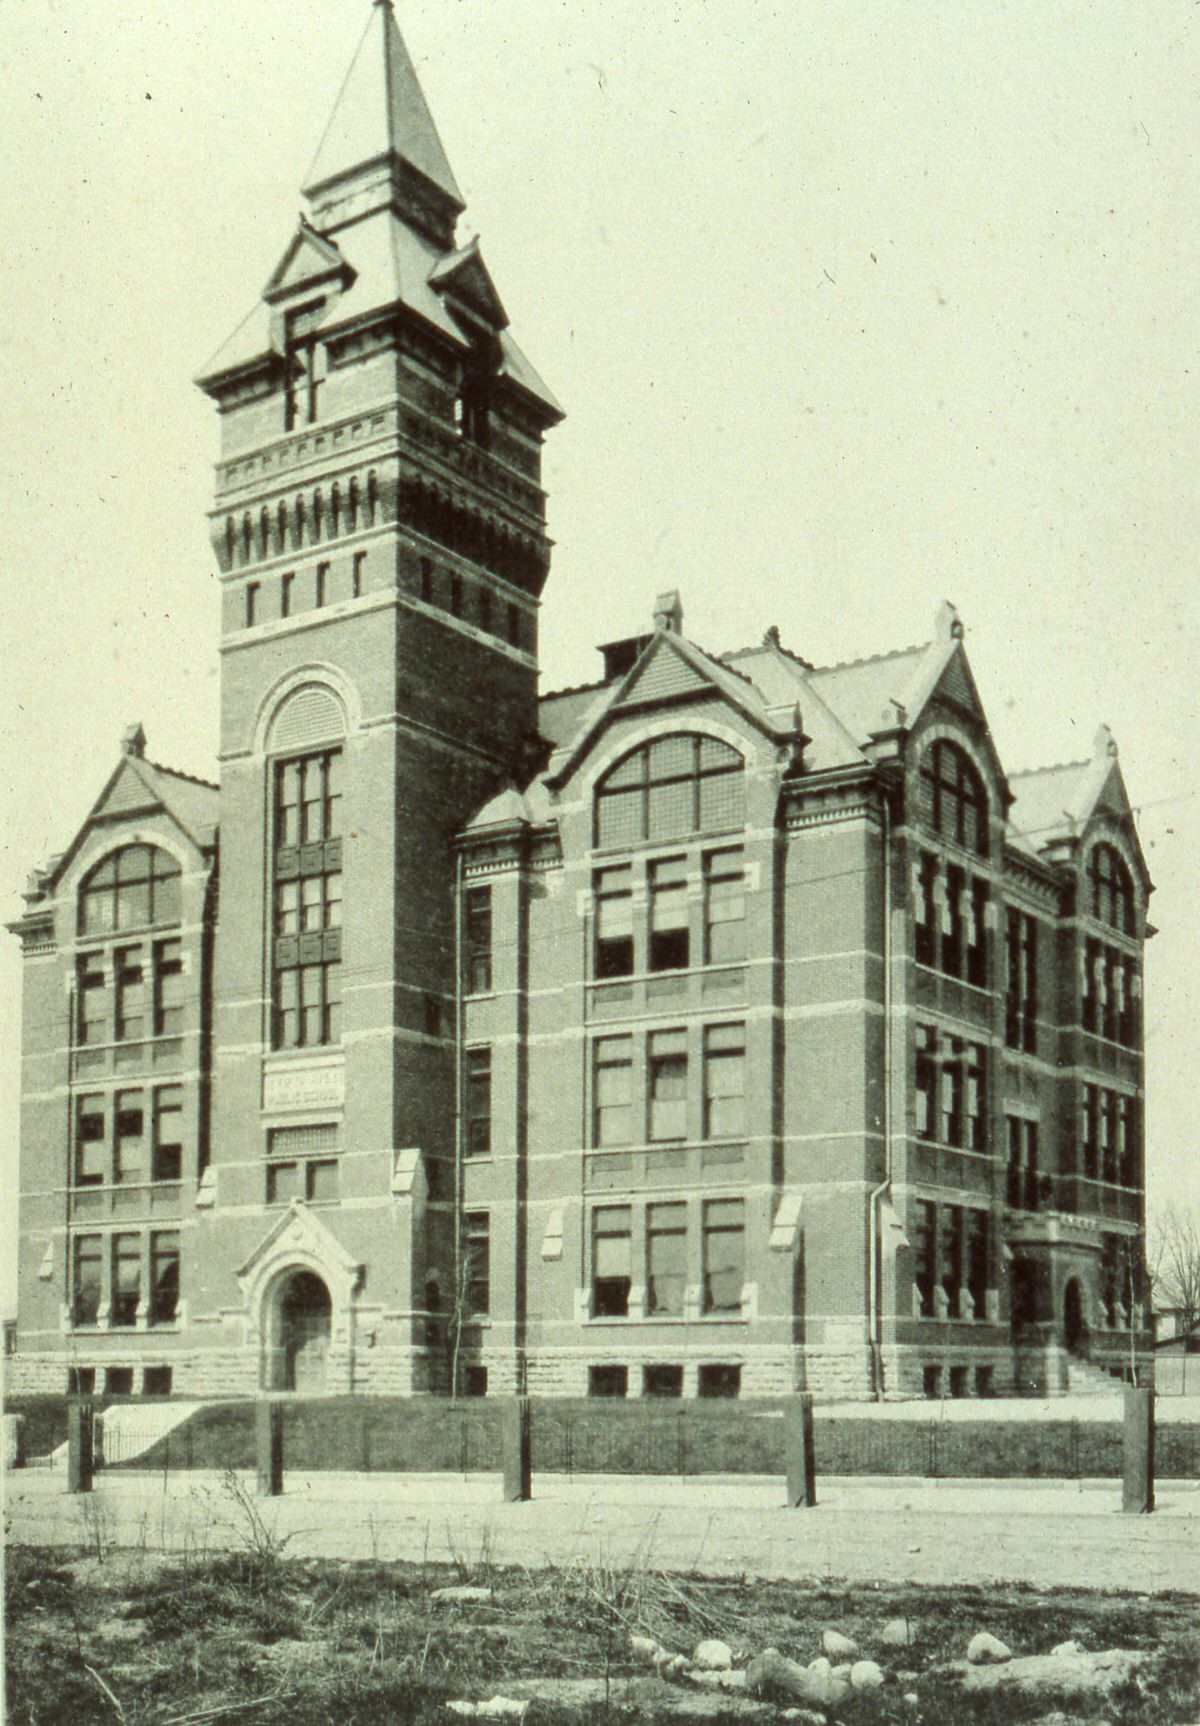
[194,0,562,1396]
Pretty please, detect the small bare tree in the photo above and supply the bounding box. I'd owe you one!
[1147,1202,1200,1337]
[445,1235,486,1400]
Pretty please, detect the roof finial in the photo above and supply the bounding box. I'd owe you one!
[122,722,147,759]
[1094,723,1118,759]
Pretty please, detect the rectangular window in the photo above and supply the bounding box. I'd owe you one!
[966,1042,986,1151]
[75,1094,106,1186]
[315,561,329,607]
[595,865,634,978]
[704,846,746,963]
[646,1202,687,1316]
[1118,957,1137,1047]
[940,1204,963,1317]
[507,603,520,648]
[1102,1090,1119,1182]
[114,1091,145,1185]
[143,1365,173,1396]
[72,1234,102,1325]
[479,588,492,634]
[913,1199,936,1317]
[420,557,433,603]
[1118,1095,1137,1187]
[698,1363,741,1398]
[246,581,260,627]
[592,1205,632,1317]
[153,939,184,1036]
[915,1025,937,1140]
[1082,1084,1099,1179]
[648,1029,688,1142]
[1006,1115,1023,1208]
[966,879,989,988]
[281,572,294,618]
[149,1230,179,1325]
[77,957,107,1047]
[966,1210,988,1318]
[702,1197,744,1313]
[463,1365,488,1397]
[450,574,463,617]
[941,862,965,977]
[464,1212,490,1315]
[151,1086,183,1181]
[644,1364,683,1396]
[105,1366,134,1397]
[306,1158,339,1202]
[941,1039,966,1147]
[271,750,342,1049]
[914,852,938,967]
[266,1162,300,1204]
[115,946,145,1042]
[648,855,689,972]
[703,1022,745,1139]
[588,1364,628,1397]
[593,1036,633,1147]
[353,551,366,598]
[465,886,492,993]
[466,1047,492,1156]
[112,1233,141,1327]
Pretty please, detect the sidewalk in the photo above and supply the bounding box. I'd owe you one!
[8,1469,1198,1593]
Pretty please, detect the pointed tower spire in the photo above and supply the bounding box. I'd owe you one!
[302,1,464,242]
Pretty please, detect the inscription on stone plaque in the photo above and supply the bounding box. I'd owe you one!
[262,1059,345,1114]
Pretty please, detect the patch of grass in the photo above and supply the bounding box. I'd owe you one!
[5,1546,1198,1726]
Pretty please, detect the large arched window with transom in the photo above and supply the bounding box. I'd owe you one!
[594,735,744,849]
[1088,843,1134,935]
[919,739,989,857]
[78,845,181,936]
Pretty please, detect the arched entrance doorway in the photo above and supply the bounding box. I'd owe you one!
[270,1270,332,1392]
[1063,1278,1086,1356]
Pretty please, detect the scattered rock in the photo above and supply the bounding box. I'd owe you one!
[807,1657,831,1678]
[830,1663,852,1681]
[780,1712,826,1725]
[631,1635,663,1663]
[903,1694,919,1707]
[881,1617,915,1648]
[446,1700,528,1721]
[658,1652,691,1677]
[745,1648,850,1707]
[967,1632,1013,1665]
[822,1629,858,1658]
[687,1669,748,1691]
[692,1638,733,1670]
[1050,1640,1083,1658]
[956,1648,1149,1701]
[850,1660,885,1691]
[431,1585,494,1604]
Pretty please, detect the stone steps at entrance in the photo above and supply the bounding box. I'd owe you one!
[1065,1357,1124,1396]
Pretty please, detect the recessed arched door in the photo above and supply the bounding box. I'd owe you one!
[274,1270,332,1392]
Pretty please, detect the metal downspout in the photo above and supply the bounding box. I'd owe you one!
[868,791,893,1400]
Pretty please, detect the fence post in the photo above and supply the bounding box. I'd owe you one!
[501,1396,532,1502]
[256,1400,284,1498]
[1122,1385,1154,1514]
[784,1393,817,1507]
[67,1402,94,1493]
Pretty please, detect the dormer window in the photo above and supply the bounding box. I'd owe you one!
[455,330,501,449]
[1089,843,1135,935]
[283,301,327,431]
[920,739,988,857]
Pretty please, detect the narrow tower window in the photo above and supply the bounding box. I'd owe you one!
[271,749,343,1050]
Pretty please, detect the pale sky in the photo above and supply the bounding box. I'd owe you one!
[1,0,1196,1315]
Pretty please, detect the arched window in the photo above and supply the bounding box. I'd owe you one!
[1089,843,1134,934]
[330,482,341,538]
[224,517,235,567]
[294,494,306,547]
[347,476,360,533]
[241,513,253,565]
[312,489,324,541]
[366,470,378,527]
[258,506,270,560]
[78,845,181,936]
[276,500,289,553]
[920,739,988,856]
[594,735,744,848]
